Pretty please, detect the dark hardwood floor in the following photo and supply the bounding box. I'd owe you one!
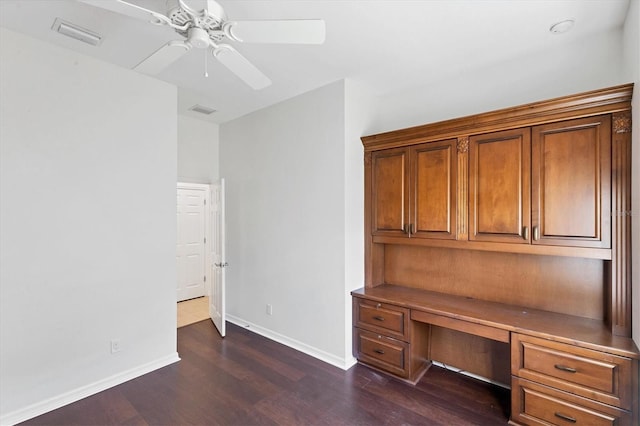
[22,321,510,425]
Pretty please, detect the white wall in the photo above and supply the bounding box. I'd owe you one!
[342,80,375,362]
[0,28,179,424]
[369,28,624,134]
[220,81,350,366]
[622,0,640,346]
[178,114,219,184]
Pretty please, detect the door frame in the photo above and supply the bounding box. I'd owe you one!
[177,182,212,297]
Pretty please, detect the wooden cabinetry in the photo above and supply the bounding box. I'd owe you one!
[468,115,612,248]
[511,378,632,426]
[469,128,531,243]
[411,140,457,239]
[371,148,409,236]
[352,286,639,426]
[353,298,429,383]
[371,139,457,239]
[531,115,611,248]
[356,84,636,425]
[511,334,636,426]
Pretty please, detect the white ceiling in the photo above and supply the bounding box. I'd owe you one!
[0,0,631,124]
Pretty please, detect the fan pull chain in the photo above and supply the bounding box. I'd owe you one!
[204,49,209,78]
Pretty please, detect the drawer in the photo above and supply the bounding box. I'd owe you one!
[511,334,633,409]
[353,297,409,340]
[354,328,409,378]
[511,377,632,426]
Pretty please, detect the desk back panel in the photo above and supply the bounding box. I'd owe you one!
[384,245,604,320]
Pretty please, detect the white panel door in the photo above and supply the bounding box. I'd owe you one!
[210,179,226,337]
[176,185,208,302]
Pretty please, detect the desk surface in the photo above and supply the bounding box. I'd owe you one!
[352,285,640,359]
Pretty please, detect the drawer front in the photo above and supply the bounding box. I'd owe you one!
[355,328,409,378]
[511,377,632,426]
[354,298,409,340]
[512,334,633,409]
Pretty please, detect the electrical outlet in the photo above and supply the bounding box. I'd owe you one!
[266,304,273,315]
[110,339,122,354]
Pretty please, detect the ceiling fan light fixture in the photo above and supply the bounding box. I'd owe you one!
[52,18,102,46]
[549,19,575,34]
[187,27,211,49]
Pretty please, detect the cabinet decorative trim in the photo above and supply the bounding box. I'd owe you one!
[457,138,468,239]
[457,136,469,153]
[610,119,632,336]
[613,111,631,134]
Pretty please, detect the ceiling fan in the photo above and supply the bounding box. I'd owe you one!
[78,0,326,89]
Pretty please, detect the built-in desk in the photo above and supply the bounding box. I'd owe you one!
[352,285,639,426]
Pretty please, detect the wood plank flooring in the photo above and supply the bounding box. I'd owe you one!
[22,321,510,425]
[177,296,209,328]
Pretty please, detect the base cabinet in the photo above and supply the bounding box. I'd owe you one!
[511,378,632,426]
[352,297,430,384]
[352,289,639,425]
[510,334,637,426]
[354,328,411,378]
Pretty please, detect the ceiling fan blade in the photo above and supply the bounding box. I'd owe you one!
[227,20,326,44]
[78,0,170,24]
[134,41,191,75]
[177,0,226,20]
[212,45,271,90]
[206,0,226,18]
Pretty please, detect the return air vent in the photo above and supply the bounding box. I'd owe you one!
[189,104,217,115]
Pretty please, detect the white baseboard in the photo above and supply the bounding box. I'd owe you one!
[1,353,180,426]
[226,315,357,371]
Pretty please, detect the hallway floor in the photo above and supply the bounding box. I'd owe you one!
[177,296,209,328]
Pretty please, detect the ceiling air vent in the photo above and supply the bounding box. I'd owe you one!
[189,104,217,115]
[52,18,102,46]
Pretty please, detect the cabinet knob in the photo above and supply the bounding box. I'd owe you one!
[373,315,385,322]
[533,226,540,241]
[373,348,385,355]
[522,226,529,240]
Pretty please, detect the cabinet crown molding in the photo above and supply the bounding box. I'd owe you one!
[362,83,634,152]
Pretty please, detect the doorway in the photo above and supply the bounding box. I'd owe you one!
[176,181,226,336]
[176,183,210,302]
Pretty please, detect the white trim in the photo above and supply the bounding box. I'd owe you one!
[226,314,357,371]
[0,353,180,426]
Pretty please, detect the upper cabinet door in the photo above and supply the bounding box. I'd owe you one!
[469,128,531,243]
[372,148,410,236]
[410,140,457,239]
[531,115,611,248]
